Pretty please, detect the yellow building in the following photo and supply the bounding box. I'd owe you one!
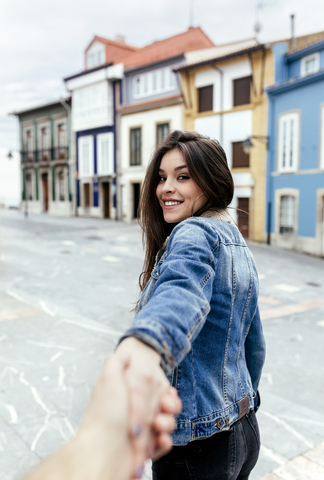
[175,39,274,242]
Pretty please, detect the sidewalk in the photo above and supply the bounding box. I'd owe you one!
[260,441,324,480]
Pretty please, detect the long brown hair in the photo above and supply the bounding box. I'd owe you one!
[138,130,234,291]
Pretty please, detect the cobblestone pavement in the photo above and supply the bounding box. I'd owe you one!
[0,209,324,480]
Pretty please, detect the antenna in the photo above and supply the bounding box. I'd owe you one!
[254,0,263,37]
[190,0,194,27]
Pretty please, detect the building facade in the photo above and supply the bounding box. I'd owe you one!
[175,39,274,241]
[117,27,215,222]
[266,34,324,256]
[64,36,137,219]
[13,99,72,216]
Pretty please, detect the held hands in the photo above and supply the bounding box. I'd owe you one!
[115,337,181,477]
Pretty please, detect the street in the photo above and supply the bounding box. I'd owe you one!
[0,209,324,480]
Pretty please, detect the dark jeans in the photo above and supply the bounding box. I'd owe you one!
[152,410,260,480]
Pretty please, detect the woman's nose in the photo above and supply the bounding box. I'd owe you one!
[162,178,176,193]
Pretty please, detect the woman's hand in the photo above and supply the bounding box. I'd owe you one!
[115,337,178,473]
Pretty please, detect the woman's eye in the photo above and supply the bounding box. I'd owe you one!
[178,175,190,180]
[159,176,166,182]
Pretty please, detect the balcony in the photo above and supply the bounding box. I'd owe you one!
[21,146,69,163]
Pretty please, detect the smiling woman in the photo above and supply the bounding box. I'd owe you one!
[116,130,265,480]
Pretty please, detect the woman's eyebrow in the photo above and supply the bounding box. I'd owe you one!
[158,165,188,173]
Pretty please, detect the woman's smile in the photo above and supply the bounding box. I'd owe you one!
[156,149,206,223]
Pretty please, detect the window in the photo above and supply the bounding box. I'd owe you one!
[87,42,106,69]
[130,128,141,166]
[278,112,299,172]
[58,123,67,159]
[280,196,295,234]
[26,129,34,161]
[198,85,213,112]
[73,82,109,125]
[78,136,94,177]
[301,53,319,76]
[156,123,170,146]
[40,127,50,161]
[133,67,177,99]
[58,171,65,201]
[233,76,252,106]
[97,132,114,175]
[232,141,250,168]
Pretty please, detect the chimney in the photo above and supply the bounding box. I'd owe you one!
[115,34,125,43]
[290,14,296,50]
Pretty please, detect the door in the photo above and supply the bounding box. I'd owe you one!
[133,183,141,219]
[237,198,249,238]
[102,182,110,218]
[42,173,49,212]
[84,183,90,209]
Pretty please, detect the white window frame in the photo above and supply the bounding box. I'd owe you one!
[132,67,177,99]
[300,52,320,77]
[97,132,114,176]
[275,188,299,237]
[279,195,295,234]
[87,42,106,69]
[78,136,94,178]
[277,111,300,173]
[320,104,324,170]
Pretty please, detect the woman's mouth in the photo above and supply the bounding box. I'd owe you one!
[163,200,183,209]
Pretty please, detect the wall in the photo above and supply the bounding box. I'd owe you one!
[119,104,183,222]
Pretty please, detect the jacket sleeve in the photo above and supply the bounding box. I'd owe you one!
[244,304,266,403]
[119,219,218,375]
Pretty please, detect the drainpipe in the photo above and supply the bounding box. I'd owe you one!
[211,65,224,145]
[291,14,296,50]
[59,98,76,217]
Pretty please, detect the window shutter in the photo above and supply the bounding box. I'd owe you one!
[233,76,252,106]
[198,85,213,112]
[232,142,250,168]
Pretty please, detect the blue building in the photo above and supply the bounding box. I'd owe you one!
[266,35,324,256]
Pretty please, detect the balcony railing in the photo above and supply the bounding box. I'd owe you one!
[21,146,69,163]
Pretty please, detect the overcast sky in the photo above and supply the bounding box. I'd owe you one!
[1,0,324,152]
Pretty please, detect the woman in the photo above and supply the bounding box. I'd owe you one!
[116,130,266,480]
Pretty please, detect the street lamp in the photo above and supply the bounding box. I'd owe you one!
[7,149,28,218]
[242,135,268,155]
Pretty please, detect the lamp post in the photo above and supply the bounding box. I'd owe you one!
[241,136,271,244]
[7,149,28,218]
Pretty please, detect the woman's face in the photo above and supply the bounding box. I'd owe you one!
[156,149,206,224]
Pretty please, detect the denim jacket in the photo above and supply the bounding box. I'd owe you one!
[121,211,266,445]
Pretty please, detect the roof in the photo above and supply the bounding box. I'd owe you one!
[86,35,138,54]
[267,68,324,95]
[118,27,215,71]
[64,62,113,82]
[183,38,259,68]
[271,29,324,53]
[10,97,71,116]
[174,42,264,72]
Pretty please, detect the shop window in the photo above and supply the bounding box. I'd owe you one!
[280,196,295,234]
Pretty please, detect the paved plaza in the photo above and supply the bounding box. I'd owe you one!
[0,209,324,480]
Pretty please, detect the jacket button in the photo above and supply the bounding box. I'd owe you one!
[156,273,159,276]
[225,417,229,425]
[215,420,222,429]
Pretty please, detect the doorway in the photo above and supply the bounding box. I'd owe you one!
[84,183,91,209]
[102,182,110,218]
[237,197,249,238]
[133,183,141,219]
[41,173,49,212]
